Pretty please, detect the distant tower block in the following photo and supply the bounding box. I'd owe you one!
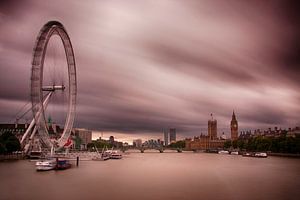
[208,114,217,140]
[169,128,176,143]
[231,111,238,140]
[163,129,169,146]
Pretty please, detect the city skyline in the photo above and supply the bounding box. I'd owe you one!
[0,0,300,139]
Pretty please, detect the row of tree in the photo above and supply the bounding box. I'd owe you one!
[224,135,300,154]
[87,140,113,150]
[0,132,21,154]
[168,140,185,149]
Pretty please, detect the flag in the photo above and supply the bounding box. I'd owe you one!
[64,137,73,147]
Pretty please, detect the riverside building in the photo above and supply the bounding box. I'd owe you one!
[208,114,217,140]
[185,114,225,151]
[185,135,225,150]
[73,128,92,150]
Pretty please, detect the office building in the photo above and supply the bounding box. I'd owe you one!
[74,128,92,150]
[169,128,176,143]
[163,129,169,146]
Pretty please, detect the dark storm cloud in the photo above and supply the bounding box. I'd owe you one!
[0,0,27,15]
[0,0,299,138]
[146,43,258,85]
[274,1,300,88]
[241,106,288,125]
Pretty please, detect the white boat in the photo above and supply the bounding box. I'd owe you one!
[242,152,267,158]
[230,151,239,155]
[254,152,268,158]
[104,149,122,159]
[56,159,72,170]
[242,152,253,157]
[110,150,122,159]
[92,146,110,161]
[92,151,110,161]
[93,155,110,161]
[218,150,229,154]
[36,159,56,171]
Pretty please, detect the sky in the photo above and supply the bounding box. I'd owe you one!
[0,0,299,142]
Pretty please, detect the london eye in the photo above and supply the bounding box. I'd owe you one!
[20,21,77,151]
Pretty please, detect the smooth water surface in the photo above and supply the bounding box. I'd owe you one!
[0,152,299,200]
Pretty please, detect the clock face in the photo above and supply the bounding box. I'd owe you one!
[233,124,237,128]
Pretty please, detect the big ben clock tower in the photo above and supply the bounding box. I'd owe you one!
[231,111,238,140]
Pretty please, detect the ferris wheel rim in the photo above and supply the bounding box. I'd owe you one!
[31,20,77,149]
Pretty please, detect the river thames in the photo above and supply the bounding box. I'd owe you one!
[0,152,299,200]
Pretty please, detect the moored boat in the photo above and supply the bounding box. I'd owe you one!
[218,150,229,154]
[242,152,268,158]
[110,150,122,159]
[92,146,111,161]
[36,159,56,171]
[92,152,110,161]
[230,151,239,155]
[242,152,254,157]
[254,152,268,158]
[56,159,71,170]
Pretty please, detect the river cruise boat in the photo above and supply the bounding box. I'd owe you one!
[254,152,268,158]
[242,152,268,158]
[92,155,110,161]
[218,150,229,154]
[56,159,71,170]
[36,159,56,171]
[109,150,123,159]
[92,152,110,161]
[230,151,239,155]
[92,146,112,161]
[242,152,253,157]
[92,146,111,161]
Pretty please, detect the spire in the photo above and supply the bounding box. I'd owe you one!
[232,110,236,121]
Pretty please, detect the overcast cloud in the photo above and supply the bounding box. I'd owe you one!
[0,0,299,140]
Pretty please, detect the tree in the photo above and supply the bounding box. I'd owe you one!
[237,139,245,150]
[232,140,238,149]
[87,140,112,151]
[73,134,82,150]
[224,140,231,149]
[270,138,280,152]
[247,138,256,151]
[238,134,300,154]
[0,132,21,153]
[0,143,6,154]
[168,140,185,149]
[6,139,21,153]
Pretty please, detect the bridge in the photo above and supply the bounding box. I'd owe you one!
[120,147,184,153]
[37,148,186,161]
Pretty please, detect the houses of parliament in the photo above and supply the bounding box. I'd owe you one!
[185,111,238,150]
